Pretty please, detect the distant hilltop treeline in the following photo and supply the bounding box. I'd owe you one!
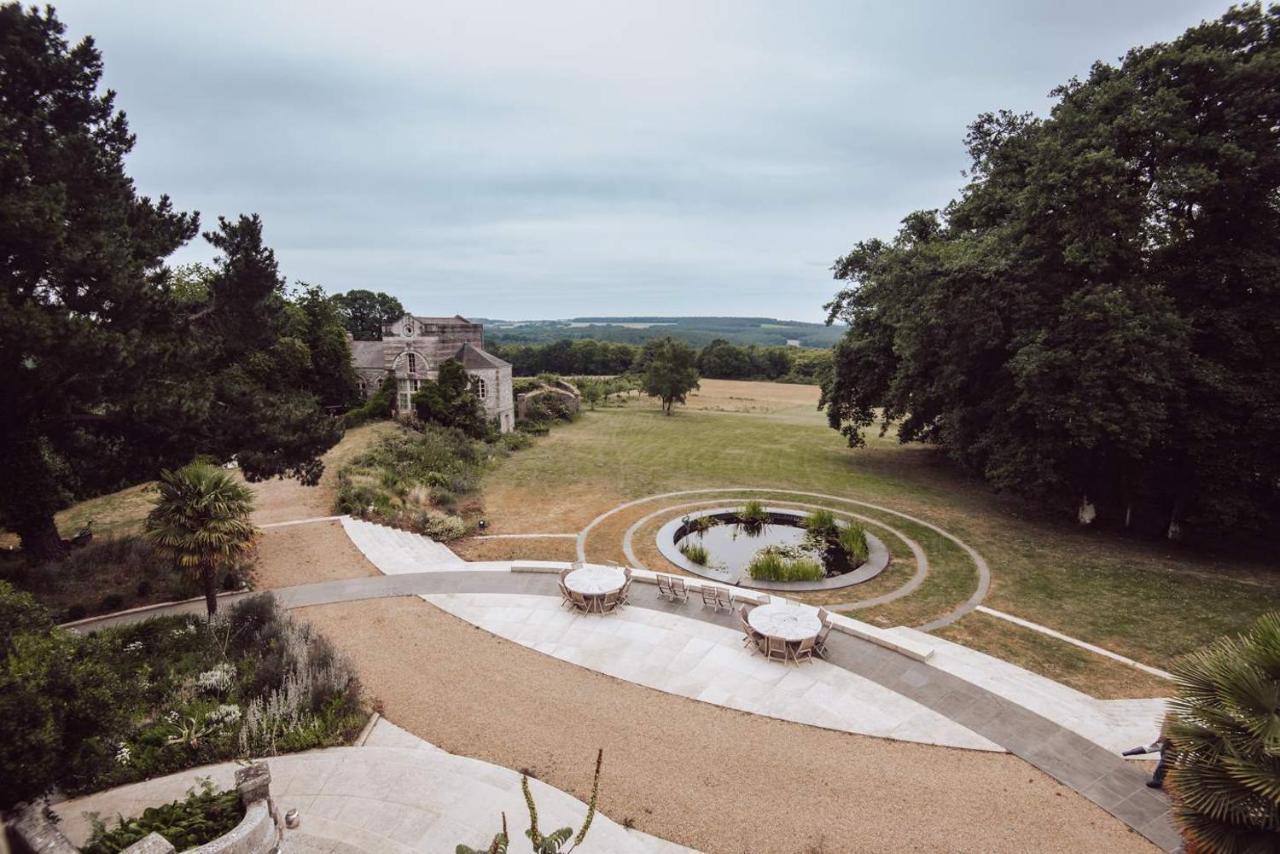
[478,316,844,348]
[487,337,832,384]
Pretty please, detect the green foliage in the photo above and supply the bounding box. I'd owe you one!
[145,463,257,617]
[1,535,250,623]
[0,581,54,652]
[821,5,1280,539]
[737,500,768,527]
[284,283,361,409]
[802,509,838,539]
[679,543,710,565]
[335,427,484,535]
[413,359,488,438]
[0,7,341,561]
[490,339,640,376]
[492,337,832,384]
[641,337,700,415]
[696,339,792,381]
[488,317,842,349]
[462,750,602,854]
[331,290,405,341]
[82,779,243,853]
[1165,611,1280,850]
[838,524,869,566]
[745,547,825,582]
[0,582,133,810]
[342,373,398,428]
[0,594,363,808]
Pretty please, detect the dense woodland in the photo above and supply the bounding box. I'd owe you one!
[821,5,1280,540]
[489,337,832,383]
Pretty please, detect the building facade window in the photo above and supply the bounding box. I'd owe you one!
[406,352,417,374]
[474,377,487,399]
[402,321,413,336]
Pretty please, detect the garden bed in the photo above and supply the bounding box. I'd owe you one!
[0,536,250,623]
[0,585,367,808]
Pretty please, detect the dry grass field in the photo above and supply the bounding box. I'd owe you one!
[464,379,1280,698]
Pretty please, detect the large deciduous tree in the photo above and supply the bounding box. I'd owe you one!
[0,5,341,561]
[641,337,699,415]
[821,5,1280,539]
[332,289,405,340]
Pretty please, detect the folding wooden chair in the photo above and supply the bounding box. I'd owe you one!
[657,574,675,600]
[669,576,689,603]
[792,635,817,664]
[701,585,720,609]
[765,635,789,663]
[814,620,833,659]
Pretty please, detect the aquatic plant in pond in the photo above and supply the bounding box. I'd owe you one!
[838,524,869,565]
[746,546,825,582]
[686,515,720,536]
[802,508,838,539]
[737,500,768,528]
[679,542,709,565]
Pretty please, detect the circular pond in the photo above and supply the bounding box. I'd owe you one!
[655,505,890,591]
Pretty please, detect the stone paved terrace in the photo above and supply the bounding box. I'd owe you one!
[67,516,1181,852]
[53,720,690,853]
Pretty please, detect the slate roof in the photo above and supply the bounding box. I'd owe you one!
[456,342,510,370]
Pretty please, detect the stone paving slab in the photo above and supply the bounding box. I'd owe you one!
[53,720,691,853]
[70,567,1180,851]
[423,591,1001,751]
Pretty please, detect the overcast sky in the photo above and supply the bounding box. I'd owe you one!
[58,1,1229,321]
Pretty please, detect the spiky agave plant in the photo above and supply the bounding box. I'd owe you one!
[145,462,256,617]
[1165,611,1280,852]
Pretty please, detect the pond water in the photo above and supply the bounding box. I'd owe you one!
[674,513,824,578]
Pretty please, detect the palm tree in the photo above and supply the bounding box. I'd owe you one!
[145,462,256,617]
[1166,611,1280,852]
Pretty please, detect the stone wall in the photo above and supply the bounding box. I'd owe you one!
[11,764,283,854]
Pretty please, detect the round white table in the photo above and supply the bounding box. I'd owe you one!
[565,566,626,596]
[748,602,822,642]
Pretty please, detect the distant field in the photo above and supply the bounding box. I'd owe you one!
[483,315,844,347]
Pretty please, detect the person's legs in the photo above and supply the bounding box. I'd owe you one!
[1147,753,1169,789]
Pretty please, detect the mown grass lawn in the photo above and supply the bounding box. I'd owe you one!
[475,380,1280,695]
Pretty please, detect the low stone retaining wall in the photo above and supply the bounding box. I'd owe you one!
[11,764,283,854]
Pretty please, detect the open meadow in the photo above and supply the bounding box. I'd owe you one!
[466,379,1280,699]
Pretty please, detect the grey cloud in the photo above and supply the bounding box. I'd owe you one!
[59,0,1231,319]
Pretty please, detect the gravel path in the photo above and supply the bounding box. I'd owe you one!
[298,596,1154,854]
[255,521,381,589]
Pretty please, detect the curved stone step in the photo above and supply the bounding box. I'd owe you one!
[340,516,464,575]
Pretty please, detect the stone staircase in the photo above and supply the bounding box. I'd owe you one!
[340,515,465,575]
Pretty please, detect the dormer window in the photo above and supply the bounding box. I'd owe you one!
[406,353,417,374]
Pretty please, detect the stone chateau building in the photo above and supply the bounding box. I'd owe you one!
[349,313,515,433]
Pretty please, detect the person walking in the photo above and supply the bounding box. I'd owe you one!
[1123,735,1170,789]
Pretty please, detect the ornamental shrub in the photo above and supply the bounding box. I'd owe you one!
[82,779,243,853]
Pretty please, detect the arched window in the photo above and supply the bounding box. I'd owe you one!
[406,353,417,374]
[474,377,487,399]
